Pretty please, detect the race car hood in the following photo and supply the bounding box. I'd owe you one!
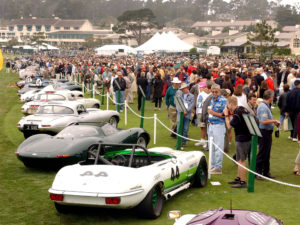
[51,164,144,194]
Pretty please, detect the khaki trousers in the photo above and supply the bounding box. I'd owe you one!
[168,106,177,133]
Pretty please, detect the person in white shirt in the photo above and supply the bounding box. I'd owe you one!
[233,84,248,108]
[287,68,296,87]
[195,82,209,146]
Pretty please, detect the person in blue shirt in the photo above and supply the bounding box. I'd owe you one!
[175,83,194,149]
[256,90,280,180]
[207,84,227,174]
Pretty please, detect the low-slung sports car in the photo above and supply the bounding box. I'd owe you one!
[16,123,150,168]
[169,208,283,225]
[17,101,120,138]
[49,143,208,219]
[21,90,100,115]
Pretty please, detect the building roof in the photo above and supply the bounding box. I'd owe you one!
[48,30,112,35]
[275,32,295,40]
[53,20,87,27]
[7,18,59,26]
[192,20,277,28]
[282,26,299,32]
[222,41,247,47]
[202,32,247,40]
[222,41,289,48]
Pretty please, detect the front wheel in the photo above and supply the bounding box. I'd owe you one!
[137,135,147,148]
[135,183,164,219]
[193,156,208,188]
[92,104,100,108]
[109,116,118,128]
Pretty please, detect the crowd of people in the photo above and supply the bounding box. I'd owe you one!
[7,52,300,188]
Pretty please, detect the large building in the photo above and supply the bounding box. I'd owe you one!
[0,17,114,46]
[192,20,278,32]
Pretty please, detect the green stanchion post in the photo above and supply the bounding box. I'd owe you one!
[91,79,94,98]
[248,135,258,193]
[117,90,120,113]
[176,112,184,150]
[77,73,79,84]
[101,83,105,105]
[140,97,146,128]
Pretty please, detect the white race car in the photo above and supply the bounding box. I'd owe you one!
[21,90,100,115]
[17,101,119,138]
[49,143,208,219]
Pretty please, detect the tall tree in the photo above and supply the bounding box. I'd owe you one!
[248,20,278,61]
[113,8,157,45]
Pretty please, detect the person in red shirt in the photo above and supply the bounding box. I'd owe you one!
[187,62,197,76]
[266,74,275,91]
[235,73,244,88]
[212,68,219,81]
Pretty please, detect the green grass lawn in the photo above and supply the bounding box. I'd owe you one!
[0,70,299,225]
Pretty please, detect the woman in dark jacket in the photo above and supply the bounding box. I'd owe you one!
[153,73,163,110]
[136,71,148,111]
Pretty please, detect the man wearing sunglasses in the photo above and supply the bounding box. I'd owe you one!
[207,84,227,174]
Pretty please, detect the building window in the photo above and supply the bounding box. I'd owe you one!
[64,27,70,30]
[45,25,51,32]
[293,38,300,48]
[55,27,60,30]
[9,26,14,31]
[17,25,23,31]
[74,27,79,30]
[26,25,32,31]
[36,25,41,32]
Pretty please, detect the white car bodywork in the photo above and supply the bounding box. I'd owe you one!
[20,85,55,102]
[49,147,206,210]
[17,101,119,136]
[19,65,40,79]
[21,90,100,115]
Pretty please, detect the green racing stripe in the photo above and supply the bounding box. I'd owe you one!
[163,166,197,193]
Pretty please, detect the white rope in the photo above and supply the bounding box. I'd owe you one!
[108,95,126,105]
[126,103,154,119]
[156,117,207,142]
[94,89,107,97]
[212,142,300,188]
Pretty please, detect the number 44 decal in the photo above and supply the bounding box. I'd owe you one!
[171,166,180,181]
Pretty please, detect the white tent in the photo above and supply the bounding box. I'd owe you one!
[136,31,194,53]
[95,45,136,55]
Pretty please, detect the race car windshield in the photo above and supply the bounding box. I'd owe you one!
[37,105,74,114]
[57,126,99,138]
[40,94,66,101]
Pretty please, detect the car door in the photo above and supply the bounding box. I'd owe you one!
[159,157,189,192]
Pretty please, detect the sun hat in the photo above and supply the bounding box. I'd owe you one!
[198,82,207,88]
[179,83,189,90]
[171,77,182,84]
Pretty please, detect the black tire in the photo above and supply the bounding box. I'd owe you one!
[54,203,73,214]
[137,134,147,148]
[135,183,164,219]
[109,116,118,128]
[23,131,32,139]
[193,156,208,188]
[92,104,100,109]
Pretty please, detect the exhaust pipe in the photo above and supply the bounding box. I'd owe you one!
[164,183,191,199]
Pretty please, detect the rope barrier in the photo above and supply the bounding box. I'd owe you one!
[212,142,300,188]
[126,103,154,119]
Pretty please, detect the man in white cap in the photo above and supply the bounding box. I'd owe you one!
[175,82,195,149]
[165,77,181,137]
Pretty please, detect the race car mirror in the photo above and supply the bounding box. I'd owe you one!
[138,85,146,98]
[174,96,187,114]
[168,210,181,219]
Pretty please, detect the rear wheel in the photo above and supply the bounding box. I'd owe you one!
[135,183,164,219]
[193,156,208,188]
[137,135,147,147]
[109,116,118,128]
[23,131,32,139]
[54,203,73,214]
